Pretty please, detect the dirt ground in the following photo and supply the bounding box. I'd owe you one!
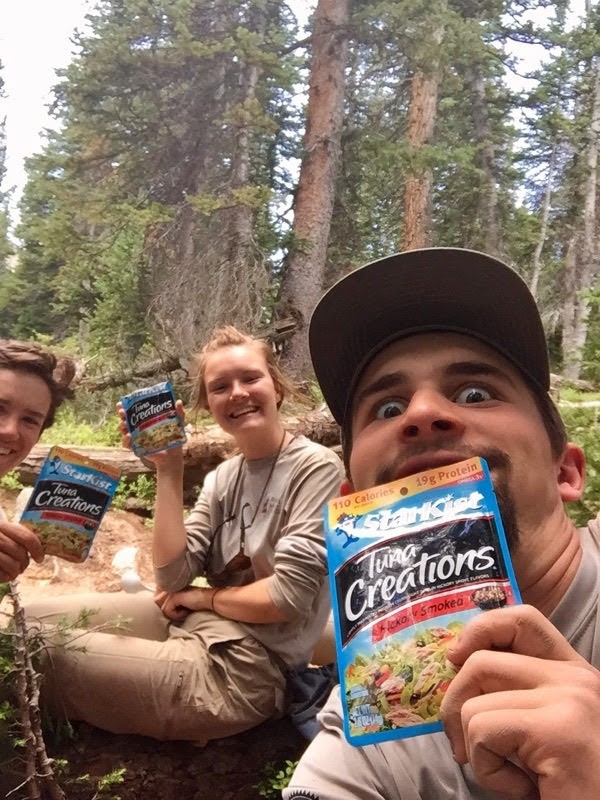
[0,488,156,600]
[0,489,307,800]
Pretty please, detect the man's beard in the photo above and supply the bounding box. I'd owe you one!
[375,444,521,550]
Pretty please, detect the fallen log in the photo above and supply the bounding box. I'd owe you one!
[17,410,341,495]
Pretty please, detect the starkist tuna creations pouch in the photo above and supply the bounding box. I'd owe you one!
[20,447,121,563]
[120,381,187,458]
[324,456,521,747]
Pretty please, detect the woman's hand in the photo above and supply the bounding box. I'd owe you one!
[441,605,600,800]
[116,399,186,470]
[154,586,215,621]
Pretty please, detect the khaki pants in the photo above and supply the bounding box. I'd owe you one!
[26,592,287,744]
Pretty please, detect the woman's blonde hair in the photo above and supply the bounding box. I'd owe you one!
[191,325,298,411]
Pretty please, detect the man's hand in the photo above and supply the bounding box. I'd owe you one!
[441,605,600,800]
[0,520,44,581]
[154,586,213,621]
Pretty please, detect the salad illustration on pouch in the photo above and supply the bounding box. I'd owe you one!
[20,447,121,563]
[120,380,187,458]
[324,456,521,746]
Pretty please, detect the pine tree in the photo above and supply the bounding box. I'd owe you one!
[0,65,13,276]
[50,0,300,357]
[279,0,350,380]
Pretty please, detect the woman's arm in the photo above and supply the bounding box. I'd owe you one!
[153,449,187,566]
[266,449,344,620]
[159,447,343,625]
[158,578,288,624]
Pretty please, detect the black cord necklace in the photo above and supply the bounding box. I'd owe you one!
[208,429,289,581]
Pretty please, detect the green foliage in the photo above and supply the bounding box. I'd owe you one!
[186,184,272,216]
[0,208,12,273]
[0,627,19,765]
[0,0,598,388]
[40,406,121,447]
[254,759,298,799]
[0,598,131,797]
[560,400,600,527]
[0,470,24,492]
[112,474,157,510]
[53,759,126,800]
[0,0,301,359]
[94,767,126,799]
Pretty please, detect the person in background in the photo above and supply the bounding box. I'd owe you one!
[0,339,74,582]
[27,325,344,744]
[285,248,600,800]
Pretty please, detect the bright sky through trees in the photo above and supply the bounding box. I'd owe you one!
[0,0,314,223]
[0,0,587,222]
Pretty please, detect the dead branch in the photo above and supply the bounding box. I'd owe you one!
[9,582,66,800]
[78,355,184,392]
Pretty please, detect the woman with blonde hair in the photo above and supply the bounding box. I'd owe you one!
[28,326,343,744]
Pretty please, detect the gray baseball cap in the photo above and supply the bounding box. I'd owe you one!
[309,247,550,426]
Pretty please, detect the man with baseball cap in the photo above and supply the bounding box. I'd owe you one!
[285,248,600,800]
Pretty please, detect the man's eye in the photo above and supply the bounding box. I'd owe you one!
[455,386,492,404]
[375,400,406,419]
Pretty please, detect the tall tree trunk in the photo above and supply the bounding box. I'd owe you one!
[280,0,349,381]
[561,45,600,380]
[562,231,583,377]
[402,20,445,251]
[530,139,557,301]
[465,64,503,257]
[215,4,269,331]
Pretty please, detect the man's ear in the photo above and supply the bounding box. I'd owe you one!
[557,443,585,502]
[340,479,354,496]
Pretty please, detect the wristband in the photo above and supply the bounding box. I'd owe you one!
[211,588,222,612]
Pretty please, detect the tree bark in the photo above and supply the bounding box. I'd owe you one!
[402,20,445,251]
[561,44,600,380]
[530,139,557,301]
[280,0,349,381]
[215,3,269,337]
[465,64,504,257]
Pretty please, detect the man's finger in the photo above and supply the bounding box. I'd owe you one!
[446,605,582,667]
[447,687,552,763]
[463,707,539,799]
[442,652,594,761]
[0,524,44,576]
[0,556,27,582]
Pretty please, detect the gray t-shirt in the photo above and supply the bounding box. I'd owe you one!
[284,520,600,799]
[156,435,345,668]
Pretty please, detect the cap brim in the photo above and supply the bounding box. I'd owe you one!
[309,248,549,425]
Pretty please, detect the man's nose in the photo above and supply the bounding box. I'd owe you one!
[398,390,464,439]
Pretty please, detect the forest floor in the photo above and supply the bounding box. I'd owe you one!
[0,489,307,800]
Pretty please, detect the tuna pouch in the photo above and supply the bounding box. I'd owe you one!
[324,456,521,746]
